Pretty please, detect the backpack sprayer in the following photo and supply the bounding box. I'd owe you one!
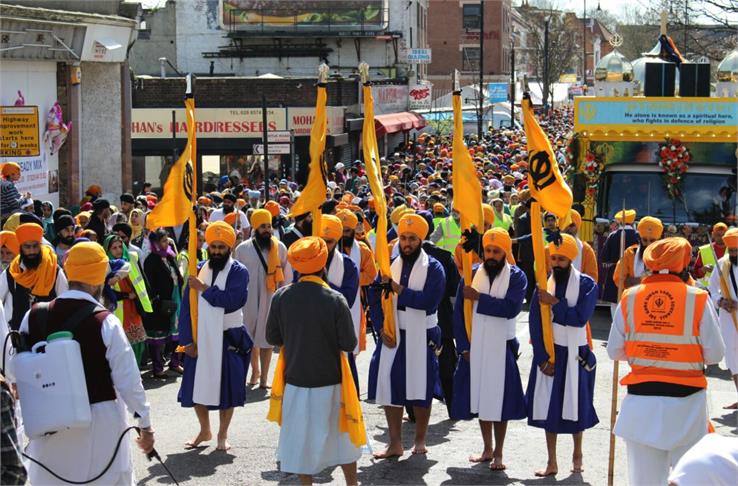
[2,310,179,485]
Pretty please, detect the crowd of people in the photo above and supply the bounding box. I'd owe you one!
[1,105,737,485]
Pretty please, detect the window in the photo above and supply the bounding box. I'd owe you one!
[462,46,480,71]
[462,4,481,30]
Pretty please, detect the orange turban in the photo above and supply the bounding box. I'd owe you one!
[205,221,236,248]
[86,184,102,196]
[559,209,582,231]
[398,213,429,240]
[236,198,247,209]
[433,203,445,214]
[615,209,636,225]
[63,242,109,286]
[224,212,239,227]
[0,231,19,254]
[637,216,663,239]
[1,162,20,177]
[482,204,495,226]
[250,209,272,229]
[483,228,515,264]
[15,223,43,245]
[643,237,692,273]
[713,222,728,235]
[198,196,210,206]
[390,205,410,225]
[336,209,358,230]
[264,200,280,218]
[548,233,579,262]
[288,236,328,274]
[723,228,738,249]
[320,214,343,241]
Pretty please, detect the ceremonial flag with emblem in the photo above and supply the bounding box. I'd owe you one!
[452,91,484,340]
[522,93,572,364]
[361,81,396,343]
[146,97,196,230]
[288,82,327,232]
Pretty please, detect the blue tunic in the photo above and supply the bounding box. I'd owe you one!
[367,253,446,408]
[600,228,639,302]
[327,251,361,393]
[451,264,528,421]
[525,273,599,433]
[178,261,253,410]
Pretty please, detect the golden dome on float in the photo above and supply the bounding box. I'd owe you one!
[717,49,738,82]
[595,49,634,82]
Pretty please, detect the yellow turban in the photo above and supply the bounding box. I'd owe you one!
[3,213,21,232]
[15,223,43,245]
[482,204,495,226]
[320,214,343,241]
[398,213,429,240]
[336,209,358,230]
[723,228,738,249]
[63,242,109,286]
[1,162,20,177]
[643,237,692,273]
[390,205,410,225]
[615,209,636,225]
[205,221,236,248]
[548,233,579,262]
[250,209,272,229]
[75,211,91,227]
[637,216,663,239]
[0,231,19,254]
[236,198,247,209]
[482,228,515,264]
[433,203,445,214]
[713,222,728,235]
[288,236,328,275]
[559,209,582,231]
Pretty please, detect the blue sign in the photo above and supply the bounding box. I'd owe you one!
[487,83,508,103]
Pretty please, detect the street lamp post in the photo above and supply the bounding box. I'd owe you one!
[478,0,484,139]
[583,0,587,87]
[510,36,515,128]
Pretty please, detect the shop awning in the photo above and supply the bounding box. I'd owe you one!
[374,112,426,137]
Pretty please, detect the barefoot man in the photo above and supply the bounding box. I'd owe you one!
[367,213,446,457]
[526,234,599,476]
[451,228,528,470]
[177,221,253,451]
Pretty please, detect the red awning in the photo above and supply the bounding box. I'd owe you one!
[374,112,426,137]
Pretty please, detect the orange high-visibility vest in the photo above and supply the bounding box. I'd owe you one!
[620,274,708,388]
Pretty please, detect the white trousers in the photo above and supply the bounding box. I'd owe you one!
[625,439,690,486]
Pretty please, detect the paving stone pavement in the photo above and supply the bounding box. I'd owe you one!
[134,306,737,485]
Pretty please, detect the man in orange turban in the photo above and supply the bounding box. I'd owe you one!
[614,216,664,292]
[452,227,528,469]
[0,162,23,221]
[559,209,598,281]
[19,241,156,485]
[369,211,446,459]
[177,219,252,451]
[608,237,724,484]
[233,208,290,389]
[265,236,363,483]
[708,227,738,409]
[0,230,19,271]
[693,222,729,286]
[601,209,640,309]
[453,204,496,275]
[209,193,251,241]
[529,232,599,477]
[1,222,68,331]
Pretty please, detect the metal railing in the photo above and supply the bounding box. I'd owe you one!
[225,3,389,34]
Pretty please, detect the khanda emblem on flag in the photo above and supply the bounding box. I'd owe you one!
[528,150,556,192]
[183,161,194,201]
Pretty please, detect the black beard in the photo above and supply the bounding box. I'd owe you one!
[342,235,355,249]
[208,252,230,271]
[400,245,421,265]
[552,266,571,288]
[484,258,504,284]
[21,253,41,269]
[223,206,234,214]
[730,255,738,266]
[59,235,75,246]
[300,220,313,236]
[255,232,272,249]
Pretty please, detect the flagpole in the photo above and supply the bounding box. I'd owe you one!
[186,73,199,345]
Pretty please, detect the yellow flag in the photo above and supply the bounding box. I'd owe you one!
[361,83,396,343]
[146,97,196,230]
[451,93,483,341]
[289,84,327,233]
[522,95,572,218]
[522,94,572,364]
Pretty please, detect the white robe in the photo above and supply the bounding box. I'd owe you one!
[17,290,151,485]
[708,257,738,373]
[234,238,291,348]
[327,245,362,354]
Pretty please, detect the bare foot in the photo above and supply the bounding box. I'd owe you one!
[723,402,738,409]
[216,435,231,451]
[490,455,506,471]
[248,373,260,386]
[534,463,558,477]
[469,450,493,463]
[373,444,403,459]
[571,455,583,473]
[184,430,212,449]
[411,443,427,455]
